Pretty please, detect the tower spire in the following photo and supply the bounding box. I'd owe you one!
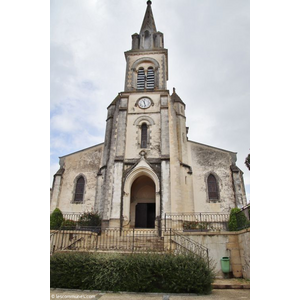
[140,0,157,35]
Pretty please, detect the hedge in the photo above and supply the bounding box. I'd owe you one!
[50,252,213,294]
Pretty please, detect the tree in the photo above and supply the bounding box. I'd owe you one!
[50,208,64,229]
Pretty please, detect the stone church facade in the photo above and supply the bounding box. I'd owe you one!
[50,1,247,229]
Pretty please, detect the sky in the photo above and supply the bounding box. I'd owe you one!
[50,0,250,200]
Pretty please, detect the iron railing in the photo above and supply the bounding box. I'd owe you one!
[50,228,164,255]
[50,211,236,259]
[168,229,209,263]
[163,212,230,232]
[50,227,210,261]
[51,211,231,232]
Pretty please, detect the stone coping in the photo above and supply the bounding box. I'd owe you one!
[163,228,250,236]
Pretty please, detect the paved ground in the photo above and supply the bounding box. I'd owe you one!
[50,279,250,300]
[50,289,250,300]
[212,279,250,290]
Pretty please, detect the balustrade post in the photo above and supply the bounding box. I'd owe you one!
[132,228,135,252]
[206,248,209,268]
[169,229,172,254]
[60,229,64,250]
[95,232,98,251]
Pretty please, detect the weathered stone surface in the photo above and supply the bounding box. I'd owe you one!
[51,144,103,213]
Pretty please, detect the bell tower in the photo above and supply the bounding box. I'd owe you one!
[96,1,175,229]
[124,0,168,92]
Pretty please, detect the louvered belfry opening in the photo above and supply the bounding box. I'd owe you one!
[147,67,155,89]
[137,68,145,90]
[208,174,219,200]
[74,176,85,202]
[141,123,148,148]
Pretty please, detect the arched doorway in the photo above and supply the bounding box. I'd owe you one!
[130,175,155,228]
[122,158,160,229]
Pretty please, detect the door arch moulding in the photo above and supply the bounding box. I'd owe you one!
[122,159,160,227]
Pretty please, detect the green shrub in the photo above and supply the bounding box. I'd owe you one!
[228,208,250,231]
[183,221,209,231]
[50,208,64,230]
[78,211,101,227]
[61,219,77,228]
[50,252,213,294]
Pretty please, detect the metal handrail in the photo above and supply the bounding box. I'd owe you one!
[169,229,210,266]
[50,227,164,254]
[166,212,230,220]
[62,237,84,250]
[50,226,211,268]
[164,212,230,232]
[50,229,60,237]
[170,229,209,255]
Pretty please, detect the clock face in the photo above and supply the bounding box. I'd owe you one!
[138,97,152,109]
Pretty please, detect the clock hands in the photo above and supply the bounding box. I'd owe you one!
[138,97,151,109]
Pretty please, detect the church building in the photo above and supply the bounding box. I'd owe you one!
[50,1,247,230]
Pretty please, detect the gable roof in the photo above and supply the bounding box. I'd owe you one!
[59,143,104,159]
[188,140,237,155]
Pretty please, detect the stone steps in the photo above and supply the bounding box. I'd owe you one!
[212,279,250,289]
[66,233,165,252]
[51,229,167,253]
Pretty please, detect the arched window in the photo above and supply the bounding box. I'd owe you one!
[74,176,85,203]
[146,67,155,89]
[137,68,145,90]
[141,123,148,148]
[208,174,219,200]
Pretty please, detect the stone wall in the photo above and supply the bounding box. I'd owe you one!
[238,229,250,279]
[188,141,244,213]
[50,144,103,213]
[183,229,250,279]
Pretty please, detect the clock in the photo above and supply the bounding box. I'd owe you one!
[138,97,152,109]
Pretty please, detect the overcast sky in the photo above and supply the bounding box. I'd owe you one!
[50,0,250,200]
